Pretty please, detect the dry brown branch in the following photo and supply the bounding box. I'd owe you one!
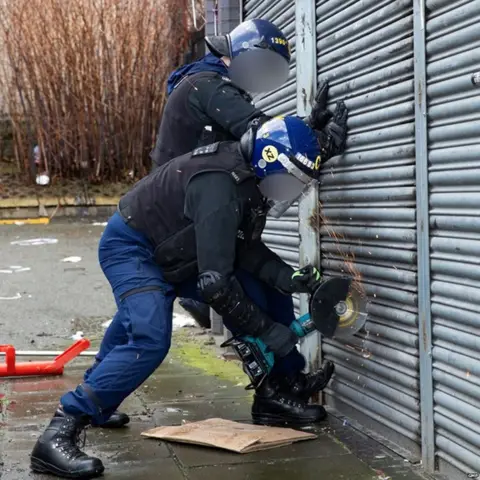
[0,0,193,182]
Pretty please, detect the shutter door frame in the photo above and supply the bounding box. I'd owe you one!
[413,0,435,472]
[426,0,480,478]
[315,0,422,460]
[296,0,322,372]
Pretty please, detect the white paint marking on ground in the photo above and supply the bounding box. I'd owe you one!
[99,310,194,332]
[0,293,22,300]
[165,407,183,413]
[92,222,107,226]
[10,238,58,246]
[0,269,13,274]
[11,267,31,273]
[61,256,82,263]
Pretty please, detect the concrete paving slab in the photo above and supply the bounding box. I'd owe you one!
[7,375,83,395]
[87,420,157,445]
[139,373,249,403]
[188,455,377,480]
[102,458,185,480]
[0,458,185,480]
[172,433,350,467]
[88,439,171,462]
[152,398,252,426]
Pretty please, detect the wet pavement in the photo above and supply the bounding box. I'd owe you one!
[0,220,430,479]
[1,355,379,480]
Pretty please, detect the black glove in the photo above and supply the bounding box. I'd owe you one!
[315,101,349,163]
[325,101,348,156]
[274,264,322,295]
[290,265,322,293]
[305,81,332,130]
[259,323,298,357]
[305,80,349,167]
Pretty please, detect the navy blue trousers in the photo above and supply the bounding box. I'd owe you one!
[61,212,305,424]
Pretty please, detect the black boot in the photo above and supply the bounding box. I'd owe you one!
[56,405,130,429]
[279,361,335,402]
[31,411,104,479]
[252,377,327,427]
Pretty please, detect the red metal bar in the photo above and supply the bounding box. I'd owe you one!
[0,339,91,377]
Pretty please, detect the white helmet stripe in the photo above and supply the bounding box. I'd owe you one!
[277,153,313,185]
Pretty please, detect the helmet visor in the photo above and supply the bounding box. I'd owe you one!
[258,173,313,218]
[229,49,289,93]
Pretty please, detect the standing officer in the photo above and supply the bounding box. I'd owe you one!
[150,18,286,168]
[30,113,348,478]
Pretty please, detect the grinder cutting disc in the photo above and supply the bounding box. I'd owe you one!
[332,280,368,340]
[309,277,368,339]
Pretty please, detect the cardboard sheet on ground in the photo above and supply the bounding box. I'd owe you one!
[141,418,316,453]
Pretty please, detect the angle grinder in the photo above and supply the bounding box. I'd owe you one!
[222,276,369,388]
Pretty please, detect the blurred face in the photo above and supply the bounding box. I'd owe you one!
[258,171,313,218]
[228,49,289,94]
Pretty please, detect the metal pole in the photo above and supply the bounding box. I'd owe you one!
[413,0,435,473]
[191,0,198,29]
[296,0,319,374]
[0,350,98,357]
[213,0,219,35]
[238,0,243,23]
[210,308,224,335]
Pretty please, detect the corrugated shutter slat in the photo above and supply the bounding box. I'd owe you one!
[316,0,420,456]
[427,0,480,476]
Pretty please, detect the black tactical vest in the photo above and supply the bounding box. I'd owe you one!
[150,71,238,168]
[119,141,268,283]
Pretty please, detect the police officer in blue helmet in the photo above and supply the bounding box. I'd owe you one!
[30,111,348,478]
[151,19,289,169]
[147,17,346,389]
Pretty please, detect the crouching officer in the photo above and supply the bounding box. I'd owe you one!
[30,115,346,478]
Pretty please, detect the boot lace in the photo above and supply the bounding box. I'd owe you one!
[54,417,90,460]
[278,395,303,409]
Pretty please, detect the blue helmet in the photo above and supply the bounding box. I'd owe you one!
[249,116,322,218]
[205,19,290,93]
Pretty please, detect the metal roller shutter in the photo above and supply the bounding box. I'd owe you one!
[243,0,300,312]
[426,0,480,477]
[316,0,421,456]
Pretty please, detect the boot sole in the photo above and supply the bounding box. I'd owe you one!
[252,411,327,427]
[91,419,130,429]
[31,456,104,479]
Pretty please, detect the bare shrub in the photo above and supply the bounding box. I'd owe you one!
[0,0,194,182]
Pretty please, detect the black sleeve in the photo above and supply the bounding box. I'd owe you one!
[189,76,267,138]
[237,241,294,292]
[184,172,243,277]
